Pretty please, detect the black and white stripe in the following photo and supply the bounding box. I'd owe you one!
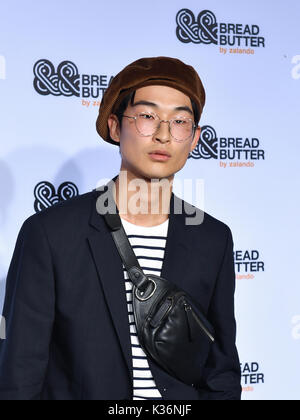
[120,217,169,401]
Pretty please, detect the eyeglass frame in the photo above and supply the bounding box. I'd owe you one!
[122,112,197,142]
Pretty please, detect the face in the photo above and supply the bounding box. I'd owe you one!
[107,85,201,182]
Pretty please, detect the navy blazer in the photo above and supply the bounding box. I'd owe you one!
[0,177,241,400]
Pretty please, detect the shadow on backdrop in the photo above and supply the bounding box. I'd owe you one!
[0,160,14,313]
[54,146,120,194]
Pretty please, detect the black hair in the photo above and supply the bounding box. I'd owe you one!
[114,91,136,127]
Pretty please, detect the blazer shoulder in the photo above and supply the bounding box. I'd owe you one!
[202,210,234,251]
[203,210,232,235]
[179,195,231,236]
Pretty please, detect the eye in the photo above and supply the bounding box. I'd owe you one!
[174,119,187,125]
[139,113,155,120]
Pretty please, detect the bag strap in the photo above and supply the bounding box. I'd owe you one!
[103,212,150,292]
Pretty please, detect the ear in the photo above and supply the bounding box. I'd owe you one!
[107,114,121,144]
[190,126,201,153]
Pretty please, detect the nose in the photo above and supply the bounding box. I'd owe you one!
[154,120,171,143]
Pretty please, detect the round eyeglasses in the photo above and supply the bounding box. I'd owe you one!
[123,112,196,142]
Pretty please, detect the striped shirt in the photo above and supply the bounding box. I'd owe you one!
[120,216,169,401]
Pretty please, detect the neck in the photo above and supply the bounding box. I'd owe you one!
[113,170,173,227]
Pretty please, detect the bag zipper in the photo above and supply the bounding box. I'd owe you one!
[183,301,215,343]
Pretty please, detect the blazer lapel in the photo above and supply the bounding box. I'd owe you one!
[87,188,133,378]
[160,192,193,291]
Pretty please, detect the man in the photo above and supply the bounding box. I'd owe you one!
[0,57,241,400]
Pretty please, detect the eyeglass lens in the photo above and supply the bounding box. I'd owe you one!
[135,113,194,141]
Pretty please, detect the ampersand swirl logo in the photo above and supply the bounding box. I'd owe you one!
[189,125,218,159]
[176,9,218,44]
[34,181,79,212]
[188,125,266,166]
[176,9,265,51]
[33,59,80,97]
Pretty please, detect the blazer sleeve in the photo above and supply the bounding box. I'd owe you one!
[0,214,55,400]
[199,225,242,400]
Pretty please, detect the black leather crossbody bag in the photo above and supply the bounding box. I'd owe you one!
[103,211,215,386]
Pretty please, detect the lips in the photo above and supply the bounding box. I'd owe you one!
[148,150,171,157]
[148,150,171,162]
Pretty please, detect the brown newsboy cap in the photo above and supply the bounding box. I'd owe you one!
[96,56,206,146]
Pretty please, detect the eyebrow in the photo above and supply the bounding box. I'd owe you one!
[174,106,193,116]
[132,100,193,116]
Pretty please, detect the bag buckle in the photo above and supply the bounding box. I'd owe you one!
[128,267,157,301]
[135,278,157,301]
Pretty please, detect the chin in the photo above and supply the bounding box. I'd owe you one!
[147,171,175,182]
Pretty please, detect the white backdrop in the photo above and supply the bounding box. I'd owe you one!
[0,0,299,400]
